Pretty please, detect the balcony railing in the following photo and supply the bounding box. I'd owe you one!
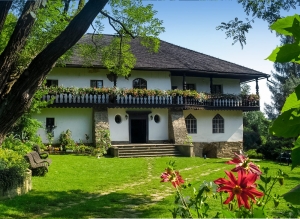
[42,93,259,109]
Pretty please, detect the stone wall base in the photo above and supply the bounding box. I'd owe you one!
[0,169,32,200]
[193,142,242,158]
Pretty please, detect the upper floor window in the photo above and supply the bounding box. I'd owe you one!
[185,114,197,134]
[186,84,195,90]
[133,78,147,89]
[212,85,223,94]
[212,114,224,133]
[46,80,58,87]
[91,80,103,88]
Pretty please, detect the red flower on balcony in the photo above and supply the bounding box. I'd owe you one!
[161,167,184,188]
[214,170,264,209]
[227,153,262,176]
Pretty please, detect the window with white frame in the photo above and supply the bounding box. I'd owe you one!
[90,80,103,88]
[185,114,197,134]
[212,114,224,133]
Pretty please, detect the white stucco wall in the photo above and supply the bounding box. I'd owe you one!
[183,110,243,142]
[108,108,168,142]
[171,76,241,94]
[48,68,171,90]
[32,108,93,144]
[148,109,168,141]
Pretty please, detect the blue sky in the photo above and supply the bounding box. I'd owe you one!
[95,0,299,113]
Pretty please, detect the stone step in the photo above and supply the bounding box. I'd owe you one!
[111,144,183,158]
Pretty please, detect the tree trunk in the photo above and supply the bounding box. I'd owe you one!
[0,0,109,145]
[0,1,12,33]
[0,0,44,98]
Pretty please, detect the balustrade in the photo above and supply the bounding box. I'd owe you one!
[43,93,259,108]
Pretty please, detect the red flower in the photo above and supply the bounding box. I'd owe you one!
[227,153,262,176]
[161,167,184,188]
[214,170,264,209]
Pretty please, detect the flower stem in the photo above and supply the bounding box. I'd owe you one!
[176,186,193,218]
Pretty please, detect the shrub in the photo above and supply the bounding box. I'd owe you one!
[92,129,111,157]
[2,134,33,155]
[0,149,29,192]
[245,149,264,159]
[59,129,75,150]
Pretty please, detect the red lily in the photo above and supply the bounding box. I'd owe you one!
[214,170,264,209]
[227,153,262,176]
[161,167,184,188]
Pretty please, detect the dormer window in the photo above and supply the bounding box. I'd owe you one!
[133,78,147,89]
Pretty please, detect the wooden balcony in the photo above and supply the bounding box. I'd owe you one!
[43,93,260,111]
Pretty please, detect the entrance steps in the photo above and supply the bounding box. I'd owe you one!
[110,144,183,158]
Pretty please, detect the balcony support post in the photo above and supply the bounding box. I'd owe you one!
[256,78,259,95]
[183,73,186,90]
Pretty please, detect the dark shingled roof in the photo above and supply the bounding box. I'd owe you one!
[67,34,269,81]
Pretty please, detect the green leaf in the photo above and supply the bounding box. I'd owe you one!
[282,184,300,205]
[281,85,300,112]
[284,18,300,42]
[291,137,300,169]
[221,210,236,218]
[260,175,266,183]
[258,184,265,193]
[266,43,300,64]
[252,207,267,218]
[270,14,300,36]
[270,108,300,138]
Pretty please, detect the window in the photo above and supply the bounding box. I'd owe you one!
[186,84,195,90]
[90,80,103,88]
[115,115,122,124]
[172,86,178,90]
[46,118,55,134]
[133,78,147,89]
[46,80,58,87]
[154,115,160,123]
[185,114,197,134]
[212,114,224,133]
[212,85,223,94]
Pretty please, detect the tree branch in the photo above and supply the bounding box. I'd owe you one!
[0,0,44,97]
[0,0,109,140]
[0,1,13,34]
[100,10,135,38]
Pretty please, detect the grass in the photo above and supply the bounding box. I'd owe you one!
[0,155,299,218]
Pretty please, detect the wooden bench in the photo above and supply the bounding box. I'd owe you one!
[30,151,52,165]
[278,150,292,166]
[24,152,51,176]
[33,145,50,159]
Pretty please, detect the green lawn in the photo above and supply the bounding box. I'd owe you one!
[0,155,299,218]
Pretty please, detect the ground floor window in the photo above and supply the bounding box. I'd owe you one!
[212,114,224,133]
[185,114,197,134]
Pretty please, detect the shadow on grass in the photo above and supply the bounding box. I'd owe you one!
[0,190,153,218]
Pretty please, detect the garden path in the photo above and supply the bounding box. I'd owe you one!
[33,158,226,218]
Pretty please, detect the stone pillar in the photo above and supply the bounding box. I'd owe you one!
[168,109,188,144]
[93,108,110,146]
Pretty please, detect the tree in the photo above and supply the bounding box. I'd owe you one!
[265,36,300,119]
[216,0,299,48]
[0,0,164,144]
[243,111,270,150]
